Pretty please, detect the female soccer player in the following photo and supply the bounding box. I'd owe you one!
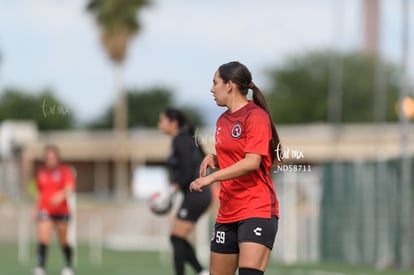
[34,145,75,275]
[189,61,281,275]
[158,108,212,275]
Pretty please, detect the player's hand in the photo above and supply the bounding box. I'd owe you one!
[50,192,64,206]
[199,154,217,177]
[189,176,214,192]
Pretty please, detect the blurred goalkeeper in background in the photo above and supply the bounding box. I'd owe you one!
[158,108,212,275]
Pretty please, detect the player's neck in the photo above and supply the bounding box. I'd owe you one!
[227,97,248,114]
[46,164,59,170]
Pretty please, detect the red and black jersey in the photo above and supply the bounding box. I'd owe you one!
[215,101,279,223]
[36,165,75,215]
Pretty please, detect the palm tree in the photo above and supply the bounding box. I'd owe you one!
[87,0,150,197]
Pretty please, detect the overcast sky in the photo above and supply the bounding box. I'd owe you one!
[0,0,413,127]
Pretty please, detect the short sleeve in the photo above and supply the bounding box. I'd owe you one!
[244,109,271,156]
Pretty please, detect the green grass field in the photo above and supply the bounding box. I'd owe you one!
[0,242,412,275]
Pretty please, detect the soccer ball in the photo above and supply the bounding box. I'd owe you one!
[147,190,173,215]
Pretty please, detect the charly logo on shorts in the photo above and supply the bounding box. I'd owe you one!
[231,122,242,138]
[179,208,188,218]
[211,228,216,242]
[253,227,262,236]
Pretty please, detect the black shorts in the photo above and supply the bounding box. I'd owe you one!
[37,210,70,222]
[177,186,212,222]
[210,216,278,254]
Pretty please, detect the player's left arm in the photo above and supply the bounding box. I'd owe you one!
[50,185,74,206]
[50,167,75,206]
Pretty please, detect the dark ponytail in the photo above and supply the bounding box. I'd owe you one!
[251,84,281,164]
[218,61,281,164]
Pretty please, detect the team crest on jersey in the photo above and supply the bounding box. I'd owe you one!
[52,170,61,182]
[231,122,242,138]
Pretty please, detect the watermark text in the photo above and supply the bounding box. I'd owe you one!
[40,98,70,117]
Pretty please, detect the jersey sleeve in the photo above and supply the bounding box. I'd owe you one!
[244,110,271,156]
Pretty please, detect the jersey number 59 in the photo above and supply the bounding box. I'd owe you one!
[216,231,225,244]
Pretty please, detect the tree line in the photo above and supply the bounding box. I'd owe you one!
[0,50,405,130]
[0,87,203,130]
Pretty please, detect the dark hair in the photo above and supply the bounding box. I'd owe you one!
[163,108,205,156]
[163,108,195,137]
[218,61,281,164]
